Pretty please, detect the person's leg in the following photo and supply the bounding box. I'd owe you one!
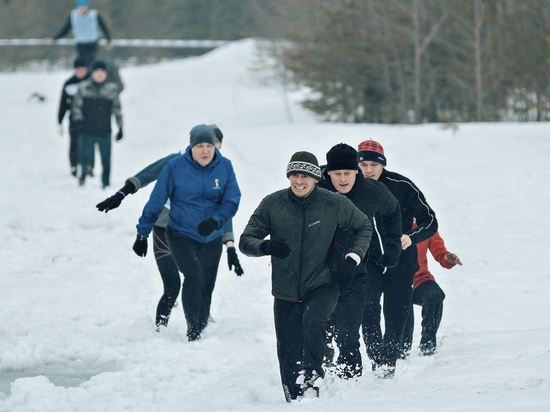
[401,300,415,358]
[165,227,204,341]
[96,135,111,188]
[415,280,445,355]
[362,263,385,366]
[274,298,304,402]
[332,274,366,378]
[381,270,415,371]
[76,42,98,67]
[153,225,181,329]
[68,125,79,175]
[197,237,223,330]
[77,133,94,185]
[301,283,339,378]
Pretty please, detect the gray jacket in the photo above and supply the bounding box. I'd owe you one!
[239,186,372,302]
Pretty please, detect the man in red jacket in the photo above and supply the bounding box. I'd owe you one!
[402,227,462,356]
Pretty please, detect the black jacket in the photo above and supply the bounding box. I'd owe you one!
[239,186,372,302]
[378,168,438,273]
[318,172,402,274]
[57,74,89,128]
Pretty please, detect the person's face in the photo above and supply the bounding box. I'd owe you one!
[74,67,88,79]
[77,6,89,14]
[91,69,107,83]
[358,160,384,180]
[288,173,318,197]
[191,143,215,167]
[327,169,358,194]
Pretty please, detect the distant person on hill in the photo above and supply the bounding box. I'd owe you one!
[56,56,94,178]
[133,125,241,342]
[401,226,462,357]
[44,0,113,67]
[96,125,244,331]
[71,59,123,188]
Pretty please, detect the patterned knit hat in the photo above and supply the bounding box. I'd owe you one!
[286,151,321,180]
[326,143,358,171]
[357,139,387,166]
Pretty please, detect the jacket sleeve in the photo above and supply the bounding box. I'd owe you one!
[97,13,112,42]
[222,220,235,244]
[406,182,438,245]
[111,91,123,130]
[428,232,455,269]
[211,161,241,229]
[136,163,174,237]
[126,153,180,192]
[377,185,402,261]
[52,17,72,40]
[239,198,271,257]
[57,84,70,124]
[338,196,372,261]
[71,85,84,122]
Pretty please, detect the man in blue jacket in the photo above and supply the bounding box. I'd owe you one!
[133,124,241,342]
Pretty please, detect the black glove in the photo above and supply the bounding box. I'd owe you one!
[332,256,357,287]
[227,246,244,276]
[260,239,291,259]
[377,254,399,269]
[115,129,123,141]
[96,182,135,212]
[132,234,148,257]
[198,218,219,236]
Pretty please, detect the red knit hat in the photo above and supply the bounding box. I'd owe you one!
[357,139,387,166]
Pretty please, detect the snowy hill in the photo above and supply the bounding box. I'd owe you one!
[1,38,549,411]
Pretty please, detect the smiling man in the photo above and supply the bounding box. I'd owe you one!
[239,151,372,401]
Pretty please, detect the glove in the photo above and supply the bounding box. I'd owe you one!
[260,239,291,259]
[332,257,356,287]
[198,218,219,236]
[96,182,135,212]
[132,234,148,257]
[115,129,123,141]
[377,254,399,269]
[57,124,64,136]
[227,246,244,276]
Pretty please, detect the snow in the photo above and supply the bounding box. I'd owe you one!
[1,38,549,411]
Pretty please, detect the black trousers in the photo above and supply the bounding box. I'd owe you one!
[274,283,338,401]
[362,262,414,367]
[166,227,222,339]
[152,225,180,327]
[68,125,94,170]
[402,280,446,353]
[76,42,99,67]
[325,274,366,376]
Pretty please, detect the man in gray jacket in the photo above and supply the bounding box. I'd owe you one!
[239,151,372,401]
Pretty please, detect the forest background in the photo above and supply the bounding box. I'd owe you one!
[1,0,548,123]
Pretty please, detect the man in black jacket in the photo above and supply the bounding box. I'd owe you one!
[239,151,372,401]
[57,57,92,177]
[318,143,402,379]
[72,59,123,188]
[357,139,438,378]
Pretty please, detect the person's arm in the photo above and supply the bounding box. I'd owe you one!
[377,185,402,267]
[51,16,72,41]
[136,165,174,238]
[339,196,372,262]
[406,181,438,246]
[97,13,112,43]
[428,232,462,269]
[210,163,241,229]
[57,83,70,125]
[239,198,271,257]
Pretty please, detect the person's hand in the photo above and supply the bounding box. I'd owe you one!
[260,239,291,259]
[57,124,64,136]
[132,234,148,257]
[198,218,219,236]
[227,246,244,276]
[96,192,125,212]
[377,254,399,268]
[401,234,412,250]
[105,42,113,51]
[445,252,462,266]
[43,37,54,45]
[115,129,123,141]
[333,256,357,287]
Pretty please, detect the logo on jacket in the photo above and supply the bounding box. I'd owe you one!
[213,178,221,190]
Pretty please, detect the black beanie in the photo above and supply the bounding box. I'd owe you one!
[189,124,216,148]
[73,57,87,68]
[91,60,108,72]
[286,151,321,180]
[326,143,359,172]
[209,124,223,142]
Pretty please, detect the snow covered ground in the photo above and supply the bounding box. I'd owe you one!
[1,39,549,411]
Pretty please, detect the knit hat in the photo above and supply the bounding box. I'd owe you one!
[286,151,321,180]
[209,124,223,142]
[189,124,216,148]
[90,60,107,72]
[326,143,359,171]
[76,0,89,7]
[73,56,87,68]
[357,139,387,166]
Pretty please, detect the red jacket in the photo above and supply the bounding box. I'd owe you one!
[414,231,455,289]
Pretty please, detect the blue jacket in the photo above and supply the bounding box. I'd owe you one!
[136,147,241,243]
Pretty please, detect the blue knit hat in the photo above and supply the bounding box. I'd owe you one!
[189,124,216,148]
[76,0,89,7]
